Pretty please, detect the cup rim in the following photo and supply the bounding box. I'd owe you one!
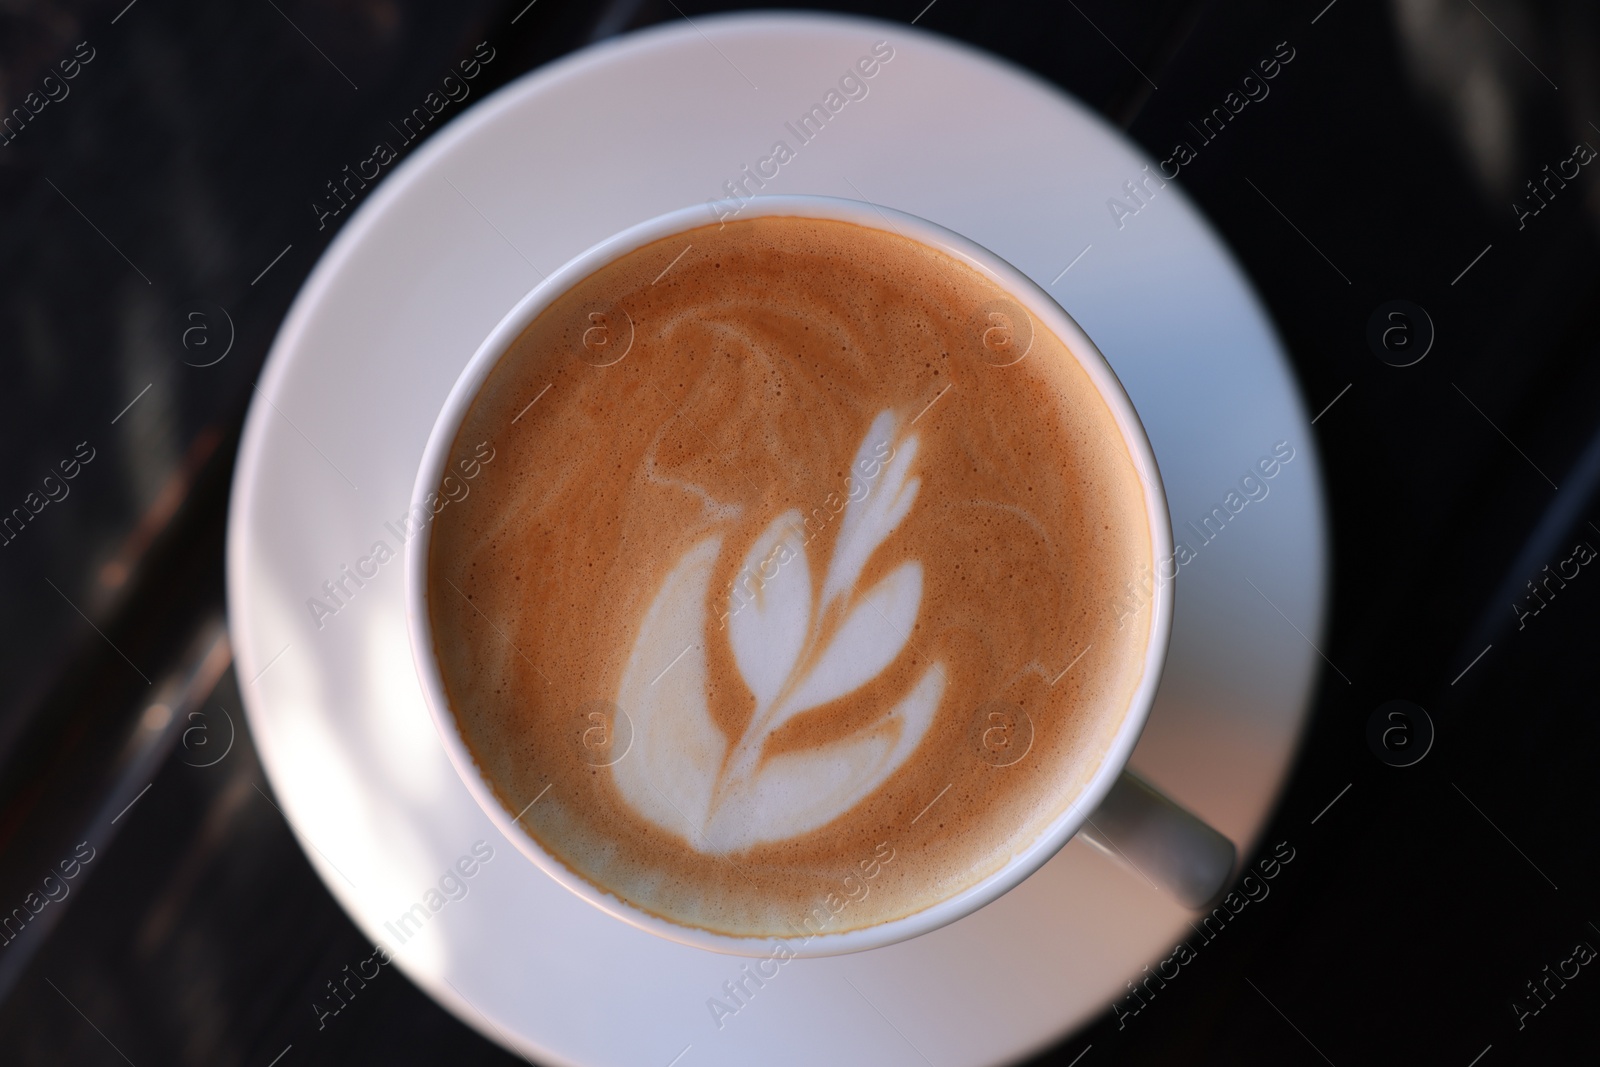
[406,193,1175,958]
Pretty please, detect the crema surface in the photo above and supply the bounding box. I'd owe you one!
[428,215,1154,938]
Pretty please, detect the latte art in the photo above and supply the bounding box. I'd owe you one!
[615,410,942,852]
[428,215,1155,937]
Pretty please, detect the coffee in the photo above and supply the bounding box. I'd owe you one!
[427,215,1154,938]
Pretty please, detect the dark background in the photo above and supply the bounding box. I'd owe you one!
[1,0,1597,1063]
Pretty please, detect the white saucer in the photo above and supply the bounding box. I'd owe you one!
[227,14,1327,1066]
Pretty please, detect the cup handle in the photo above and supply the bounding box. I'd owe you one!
[1077,770,1236,910]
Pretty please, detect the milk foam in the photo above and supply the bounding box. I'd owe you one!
[613,411,941,852]
[428,215,1155,937]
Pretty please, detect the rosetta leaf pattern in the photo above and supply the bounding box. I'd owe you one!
[822,412,921,614]
[727,513,811,710]
[770,560,922,734]
[609,410,941,853]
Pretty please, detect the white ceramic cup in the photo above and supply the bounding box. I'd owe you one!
[406,194,1235,958]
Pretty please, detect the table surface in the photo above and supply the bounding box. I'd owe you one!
[1,1,1597,1064]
